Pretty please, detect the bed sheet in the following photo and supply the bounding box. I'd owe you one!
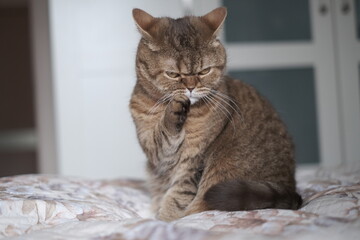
[0,166,359,239]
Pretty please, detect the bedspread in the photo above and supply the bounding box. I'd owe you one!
[0,167,359,240]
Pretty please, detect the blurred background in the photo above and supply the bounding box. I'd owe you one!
[0,0,359,179]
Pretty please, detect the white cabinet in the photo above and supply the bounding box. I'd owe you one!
[194,0,360,166]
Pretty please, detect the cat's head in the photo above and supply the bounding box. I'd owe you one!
[133,7,227,105]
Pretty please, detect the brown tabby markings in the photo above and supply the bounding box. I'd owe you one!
[130,7,301,221]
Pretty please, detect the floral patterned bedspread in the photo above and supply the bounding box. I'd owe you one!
[0,167,359,240]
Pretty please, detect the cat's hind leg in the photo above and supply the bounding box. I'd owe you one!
[185,180,302,216]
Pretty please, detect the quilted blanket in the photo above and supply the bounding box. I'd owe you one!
[0,166,359,239]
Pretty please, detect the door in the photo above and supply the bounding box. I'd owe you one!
[194,0,343,166]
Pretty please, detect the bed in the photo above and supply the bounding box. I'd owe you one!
[0,166,359,239]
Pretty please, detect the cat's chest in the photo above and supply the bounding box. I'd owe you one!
[180,116,213,158]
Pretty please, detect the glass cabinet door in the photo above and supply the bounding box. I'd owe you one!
[229,67,319,164]
[222,0,319,164]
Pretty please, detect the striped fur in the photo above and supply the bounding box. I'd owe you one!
[130,8,302,221]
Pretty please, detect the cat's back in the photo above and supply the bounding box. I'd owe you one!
[223,75,283,124]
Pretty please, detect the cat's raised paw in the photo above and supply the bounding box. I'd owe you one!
[172,95,190,115]
[164,95,190,134]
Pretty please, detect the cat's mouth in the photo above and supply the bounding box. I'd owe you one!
[184,89,208,105]
[189,96,200,105]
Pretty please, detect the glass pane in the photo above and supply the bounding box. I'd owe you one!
[229,67,319,164]
[223,0,312,43]
[356,0,360,40]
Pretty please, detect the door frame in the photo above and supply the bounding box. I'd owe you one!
[30,0,58,174]
[332,0,360,166]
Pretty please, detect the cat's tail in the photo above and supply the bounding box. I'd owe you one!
[204,180,302,211]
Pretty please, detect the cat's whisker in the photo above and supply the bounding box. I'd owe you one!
[213,91,241,113]
[213,91,240,110]
[206,95,236,133]
[203,96,222,121]
[212,94,242,121]
[202,96,212,111]
[171,91,186,100]
[206,95,232,119]
[210,90,244,123]
[148,94,173,115]
[208,98,229,125]
[210,95,237,137]
[210,89,236,105]
[148,95,169,115]
[149,90,187,115]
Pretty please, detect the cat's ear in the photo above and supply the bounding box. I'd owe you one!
[132,8,157,40]
[202,7,227,37]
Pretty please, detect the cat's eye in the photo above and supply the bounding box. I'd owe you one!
[198,67,211,75]
[165,71,180,79]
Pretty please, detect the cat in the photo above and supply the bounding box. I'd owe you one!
[129,7,302,221]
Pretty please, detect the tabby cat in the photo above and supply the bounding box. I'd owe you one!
[130,7,302,221]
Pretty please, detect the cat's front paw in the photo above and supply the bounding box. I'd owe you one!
[156,209,172,222]
[156,207,183,222]
[164,95,190,134]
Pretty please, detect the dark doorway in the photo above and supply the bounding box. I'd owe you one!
[0,1,38,177]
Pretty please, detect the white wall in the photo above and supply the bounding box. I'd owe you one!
[46,0,184,179]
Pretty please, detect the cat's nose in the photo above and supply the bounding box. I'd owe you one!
[187,87,194,93]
